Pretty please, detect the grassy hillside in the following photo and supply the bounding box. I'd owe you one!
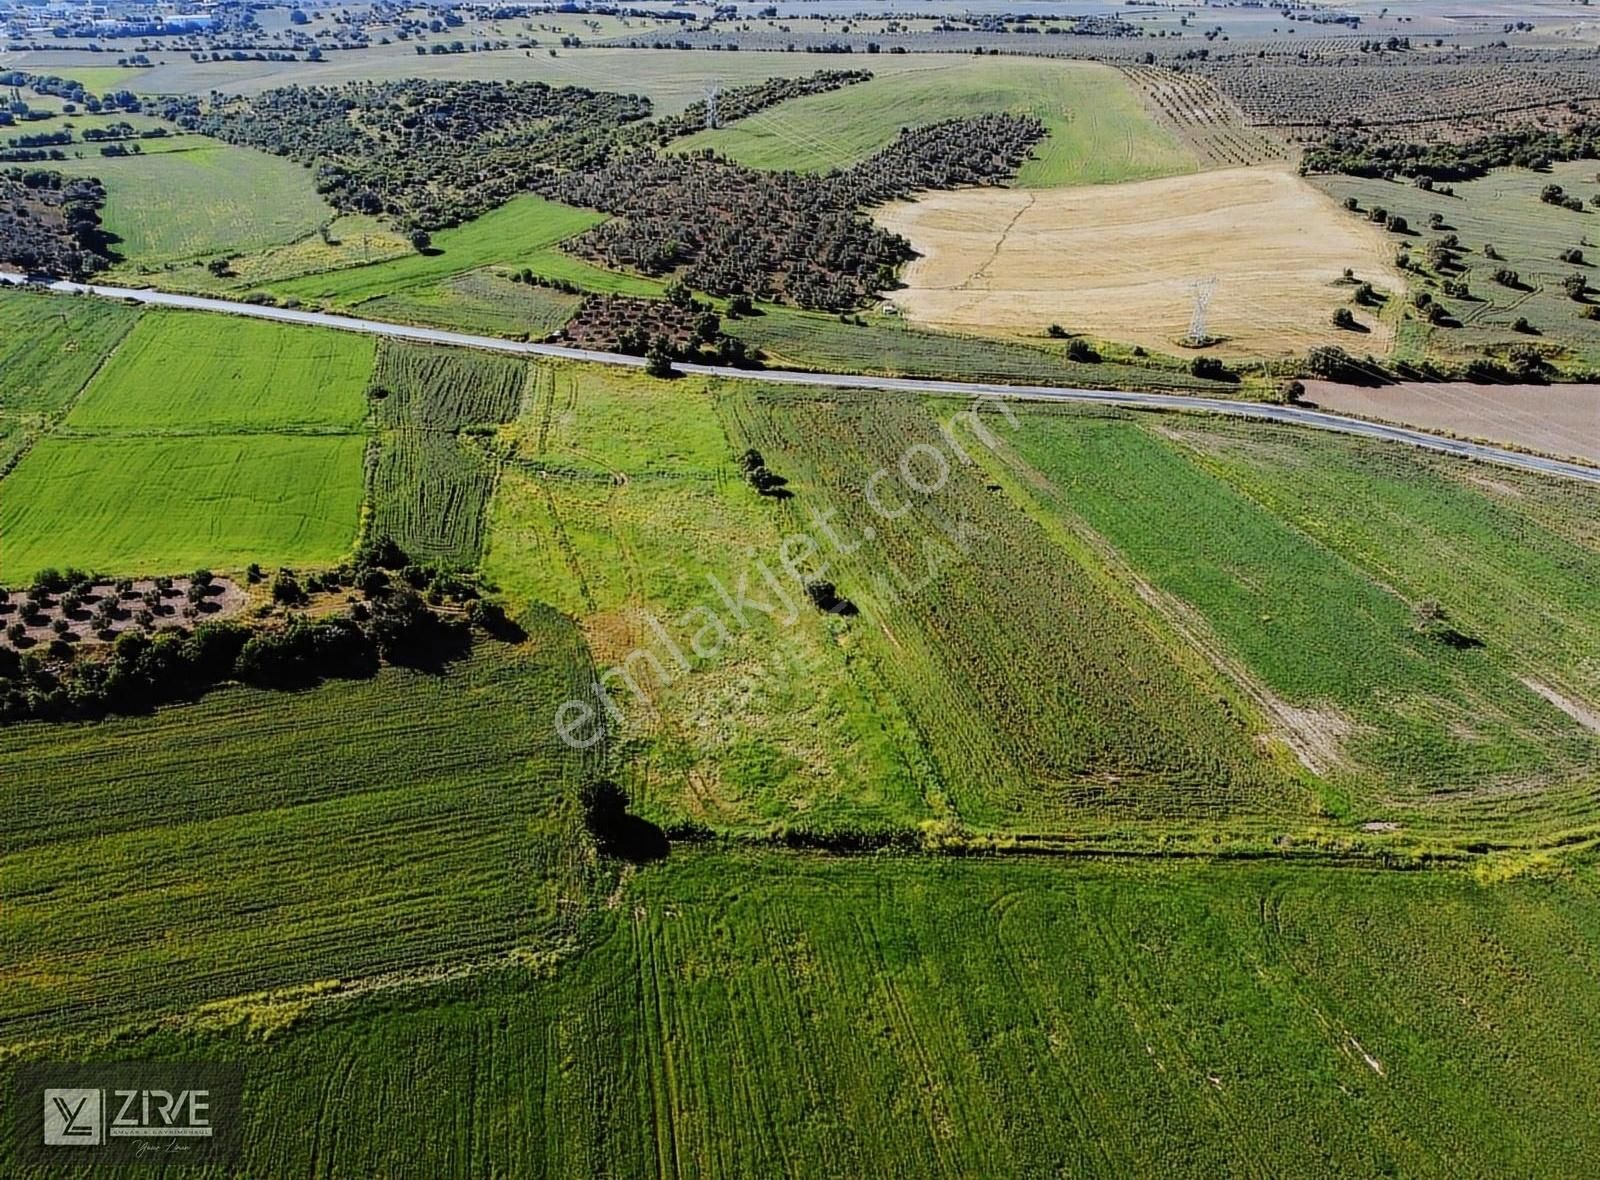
[53,142,334,265]
[672,58,1197,187]
[8,852,1600,1178]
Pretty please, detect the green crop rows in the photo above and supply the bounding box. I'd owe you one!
[8,852,1600,1178]
[366,342,529,565]
[0,619,595,1039]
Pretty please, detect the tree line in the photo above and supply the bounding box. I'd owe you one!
[0,537,512,725]
[1303,122,1600,182]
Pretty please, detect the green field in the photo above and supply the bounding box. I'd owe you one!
[726,306,1227,391]
[673,58,1197,187]
[1313,161,1600,368]
[367,343,530,565]
[355,268,584,339]
[0,624,594,1039]
[65,312,373,432]
[8,851,1600,1178]
[268,194,660,307]
[5,279,1600,1174]
[0,289,138,419]
[1001,412,1600,827]
[51,142,334,265]
[729,389,1302,831]
[0,433,366,579]
[0,308,377,580]
[36,65,150,92]
[483,363,932,833]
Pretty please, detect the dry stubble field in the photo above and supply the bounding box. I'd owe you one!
[1303,380,1600,464]
[874,164,1405,360]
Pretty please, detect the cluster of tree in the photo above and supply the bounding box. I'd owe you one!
[6,130,72,149]
[508,269,580,293]
[0,537,507,725]
[548,114,1044,309]
[624,69,873,146]
[560,285,759,367]
[1302,122,1600,182]
[737,447,789,497]
[0,169,114,277]
[0,149,67,163]
[1,73,143,115]
[158,79,651,231]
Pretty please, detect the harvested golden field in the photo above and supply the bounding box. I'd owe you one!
[1303,380,1600,465]
[874,165,1404,360]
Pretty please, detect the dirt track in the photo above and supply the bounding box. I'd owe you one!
[1303,380,1600,464]
[873,164,1404,360]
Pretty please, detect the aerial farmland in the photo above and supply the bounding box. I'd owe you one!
[2,0,1600,1175]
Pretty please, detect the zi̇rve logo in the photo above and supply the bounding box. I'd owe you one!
[42,1088,101,1147]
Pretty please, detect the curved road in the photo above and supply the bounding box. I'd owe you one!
[9,273,1600,485]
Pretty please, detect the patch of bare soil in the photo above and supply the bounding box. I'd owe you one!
[1520,677,1600,735]
[874,164,1404,360]
[1303,380,1600,465]
[0,575,248,651]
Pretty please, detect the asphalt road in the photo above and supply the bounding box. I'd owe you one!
[8,273,1600,485]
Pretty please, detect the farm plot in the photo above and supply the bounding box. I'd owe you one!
[65,312,373,432]
[367,343,529,565]
[875,164,1405,360]
[1118,65,1290,169]
[355,269,582,340]
[1204,58,1600,139]
[0,624,596,1039]
[50,142,334,265]
[371,341,527,431]
[672,57,1197,188]
[123,46,955,113]
[152,215,413,295]
[370,431,500,567]
[1302,379,1600,465]
[0,434,365,581]
[723,306,1224,392]
[481,363,932,835]
[1311,161,1600,368]
[268,194,658,308]
[1003,412,1600,833]
[727,386,1301,830]
[15,852,1600,1178]
[0,290,139,420]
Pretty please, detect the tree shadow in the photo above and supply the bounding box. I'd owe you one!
[581,780,670,863]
